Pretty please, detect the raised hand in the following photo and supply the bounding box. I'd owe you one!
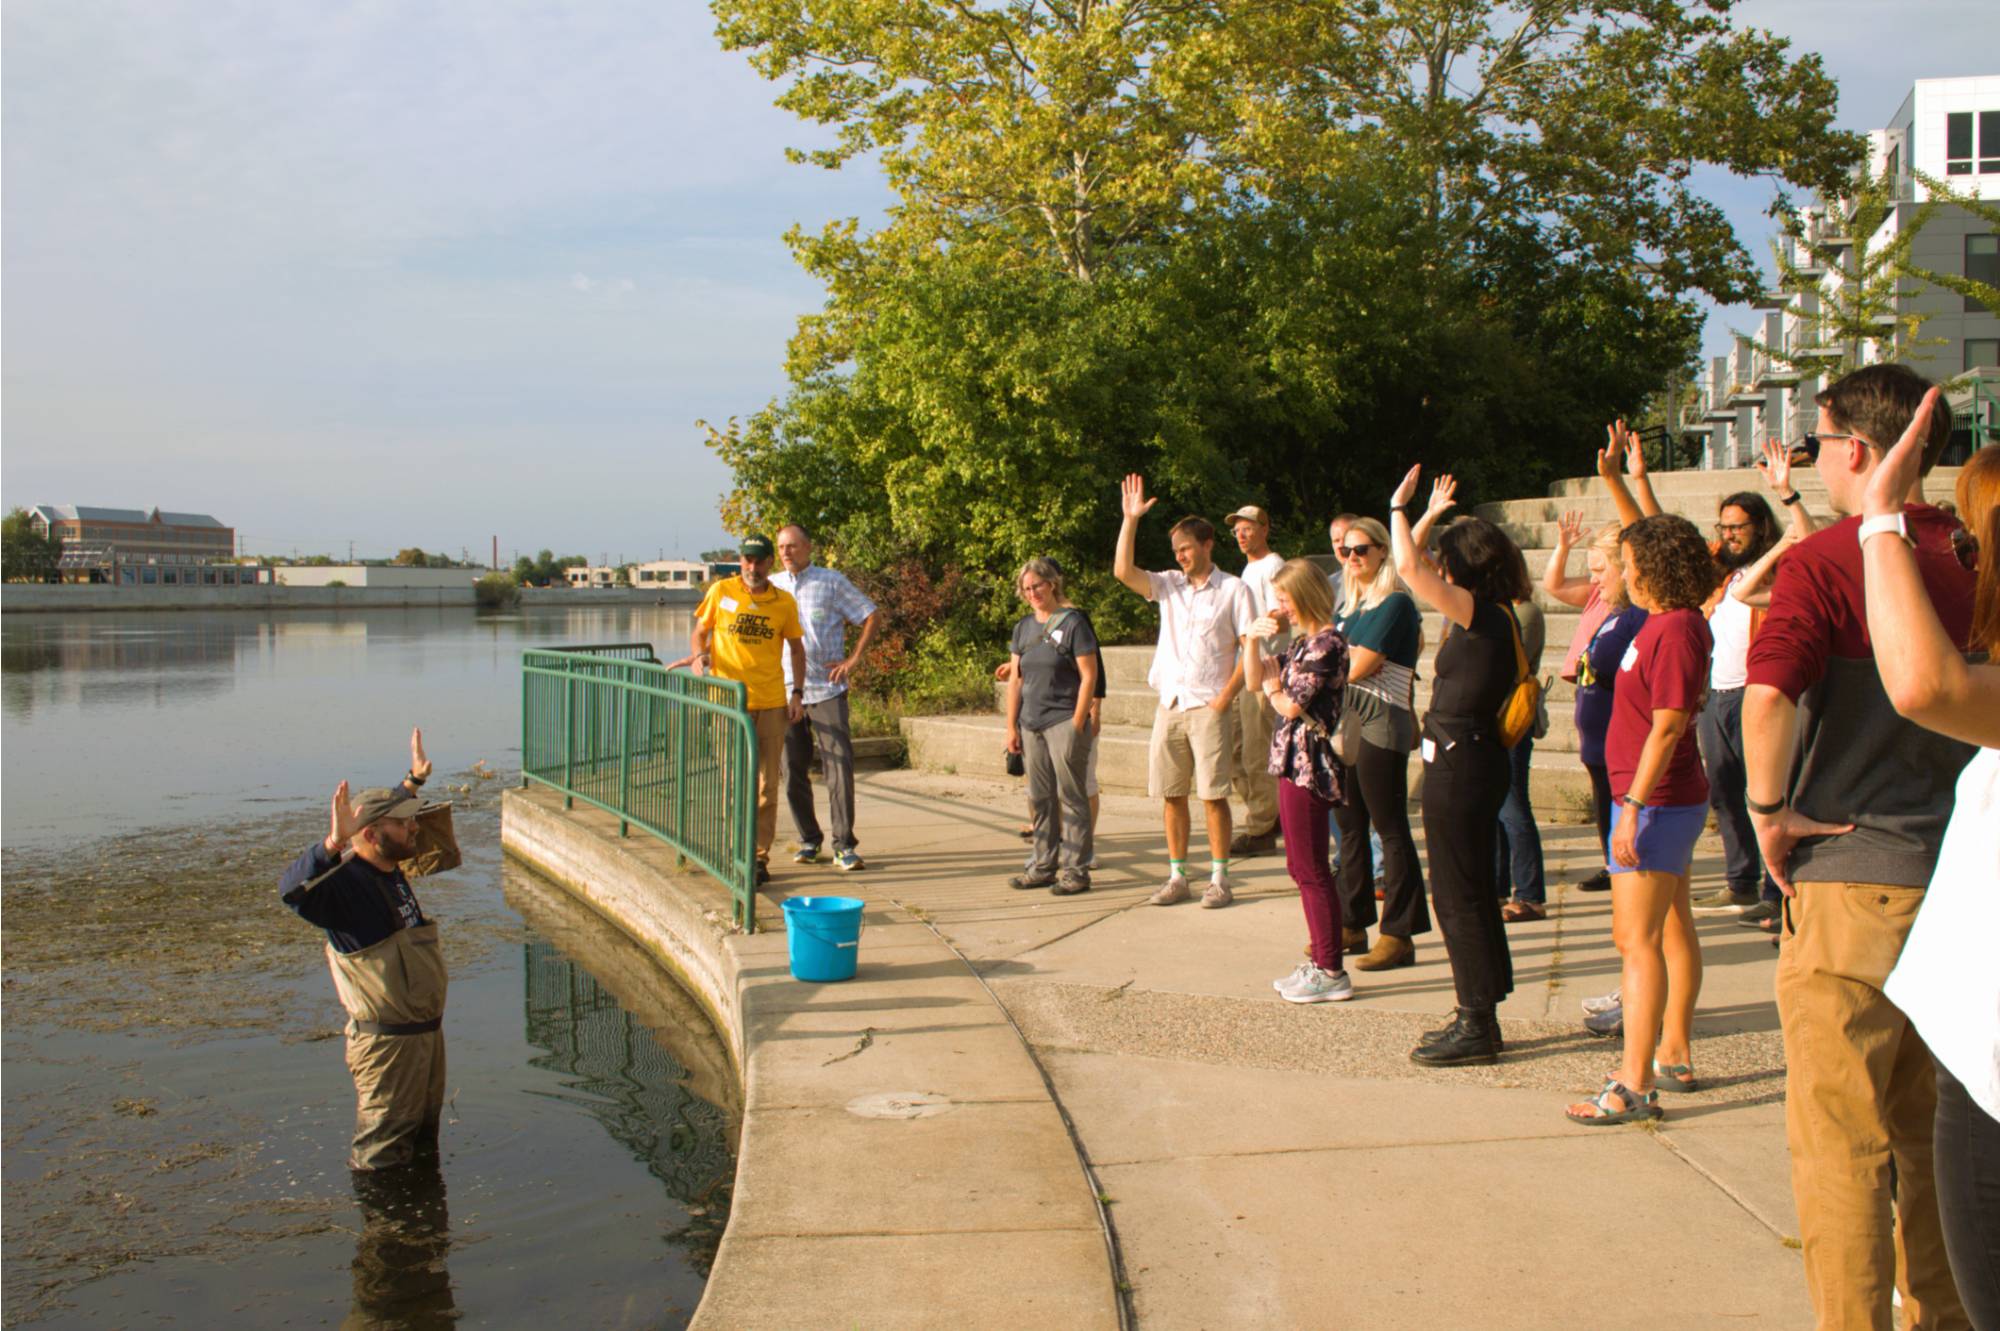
[409,727,432,783]
[1248,612,1284,641]
[1620,420,1649,478]
[1555,510,1586,548]
[1596,426,1625,481]
[1425,474,1458,521]
[327,780,356,853]
[1120,474,1159,521]
[1390,464,1423,510]
[1756,438,1793,494]
[1863,387,1940,518]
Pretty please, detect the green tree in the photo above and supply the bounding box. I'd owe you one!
[392,547,429,567]
[2,508,61,583]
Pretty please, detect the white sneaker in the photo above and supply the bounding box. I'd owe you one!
[1149,875,1191,906]
[1272,961,1313,994]
[1581,989,1622,1016]
[1282,965,1354,1004]
[1201,876,1233,909]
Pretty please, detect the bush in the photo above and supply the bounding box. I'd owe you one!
[326,579,347,588]
[475,573,521,608]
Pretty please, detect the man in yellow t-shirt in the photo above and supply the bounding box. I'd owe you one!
[691,534,805,881]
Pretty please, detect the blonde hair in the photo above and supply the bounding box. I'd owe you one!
[1587,521,1629,610]
[1273,558,1336,628]
[1338,517,1400,617]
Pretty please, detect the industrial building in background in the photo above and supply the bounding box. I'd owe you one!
[27,503,267,585]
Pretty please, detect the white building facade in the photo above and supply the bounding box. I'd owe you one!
[1690,76,2000,469]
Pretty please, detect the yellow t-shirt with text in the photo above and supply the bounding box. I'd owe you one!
[696,576,803,711]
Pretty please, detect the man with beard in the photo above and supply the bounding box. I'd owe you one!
[1691,444,1816,919]
[281,728,449,1172]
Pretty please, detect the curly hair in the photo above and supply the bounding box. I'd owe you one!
[1435,517,1531,605]
[1620,514,1719,613]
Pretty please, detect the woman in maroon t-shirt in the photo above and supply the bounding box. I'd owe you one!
[1567,514,1719,1126]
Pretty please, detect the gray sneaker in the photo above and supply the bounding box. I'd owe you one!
[1282,965,1354,1004]
[1691,888,1760,916]
[1584,1005,1623,1038]
[1201,876,1234,909]
[1737,900,1780,925]
[1581,988,1622,1016]
[1272,961,1313,994]
[1149,875,1191,906]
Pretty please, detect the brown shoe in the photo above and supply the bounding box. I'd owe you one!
[1500,899,1547,923]
[1353,934,1415,971]
[1341,927,1369,956]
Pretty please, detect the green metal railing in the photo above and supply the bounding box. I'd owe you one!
[521,644,761,931]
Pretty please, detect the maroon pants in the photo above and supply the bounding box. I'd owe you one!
[1279,779,1343,971]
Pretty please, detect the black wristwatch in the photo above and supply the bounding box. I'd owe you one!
[1621,795,1645,811]
[1780,491,1802,507]
[405,771,426,789]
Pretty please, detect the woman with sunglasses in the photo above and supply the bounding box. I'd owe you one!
[1390,465,1531,1065]
[1328,516,1430,971]
[1565,514,1717,1125]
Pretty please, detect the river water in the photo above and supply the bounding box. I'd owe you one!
[1,606,738,1330]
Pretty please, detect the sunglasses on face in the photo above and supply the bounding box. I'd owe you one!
[1339,542,1379,559]
[1952,527,1980,571]
[1795,431,1881,463]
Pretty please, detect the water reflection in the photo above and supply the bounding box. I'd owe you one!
[346,1167,458,1331]
[507,866,739,1273]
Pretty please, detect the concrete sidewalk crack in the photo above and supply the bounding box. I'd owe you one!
[1652,1128,1796,1244]
[820,1027,876,1065]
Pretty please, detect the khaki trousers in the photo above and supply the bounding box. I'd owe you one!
[1231,687,1279,835]
[750,705,789,860]
[1778,883,1968,1330]
[347,1028,446,1172]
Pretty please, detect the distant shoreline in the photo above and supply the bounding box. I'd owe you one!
[0,584,703,615]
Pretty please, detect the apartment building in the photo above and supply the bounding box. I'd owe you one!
[1689,76,2000,469]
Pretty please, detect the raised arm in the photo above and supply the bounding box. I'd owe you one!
[1543,510,1593,608]
[1757,438,1818,542]
[1390,465,1475,628]
[1727,530,1799,609]
[1861,388,2000,748]
[1622,422,1664,518]
[1407,473,1457,551]
[1596,423,1648,528]
[1113,474,1157,598]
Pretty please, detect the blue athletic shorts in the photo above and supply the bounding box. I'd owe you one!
[1605,801,1706,876]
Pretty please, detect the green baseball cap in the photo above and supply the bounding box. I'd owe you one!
[739,535,774,560]
[351,787,422,828]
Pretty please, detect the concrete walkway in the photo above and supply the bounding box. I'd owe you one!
[782,768,1810,1330]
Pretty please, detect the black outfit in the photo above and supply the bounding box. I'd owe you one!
[1420,600,1517,1011]
[1935,1059,2000,1329]
[1333,737,1429,938]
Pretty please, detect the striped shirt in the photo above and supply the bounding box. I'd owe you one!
[770,563,879,705]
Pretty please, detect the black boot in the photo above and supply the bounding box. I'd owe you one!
[1411,1007,1501,1066]
[1419,1009,1504,1052]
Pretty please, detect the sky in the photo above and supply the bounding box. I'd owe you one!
[1,1,1992,563]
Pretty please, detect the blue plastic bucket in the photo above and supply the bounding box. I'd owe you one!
[782,896,865,983]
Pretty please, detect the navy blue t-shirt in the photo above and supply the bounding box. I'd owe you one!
[281,839,428,955]
[1573,605,1648,766]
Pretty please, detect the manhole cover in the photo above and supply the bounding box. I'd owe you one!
[845,1091,955,1120]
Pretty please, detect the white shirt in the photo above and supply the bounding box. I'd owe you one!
[1145,567,1255,710]
[1239,552,1285,617]
[1709,569,1753,690]
[1885,747,2000,1122]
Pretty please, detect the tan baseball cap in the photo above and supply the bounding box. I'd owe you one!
[352,787,422,828]
[1225,505,1270,528]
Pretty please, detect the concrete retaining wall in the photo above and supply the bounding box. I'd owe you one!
[500,786,1120,1330]
[1,583,479,613]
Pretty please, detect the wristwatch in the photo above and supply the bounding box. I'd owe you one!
[1780,491,1802,507]
[1621,795,1645,811]
[1857,512,1912,548]
[1747,795,1786,815]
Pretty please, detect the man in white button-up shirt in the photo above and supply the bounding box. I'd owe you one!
[1115,474,1256,908]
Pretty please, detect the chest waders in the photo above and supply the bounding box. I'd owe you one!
[326,921,449,1171]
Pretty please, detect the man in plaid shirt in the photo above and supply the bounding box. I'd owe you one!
[773,524,882,871]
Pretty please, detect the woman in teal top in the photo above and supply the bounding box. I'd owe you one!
[1329,517,1430,971]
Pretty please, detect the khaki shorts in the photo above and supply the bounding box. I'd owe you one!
[1148,702,1236,801]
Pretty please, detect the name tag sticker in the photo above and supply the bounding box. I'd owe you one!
[720,596,739,613]
[1051,629,1065,644]
[1620,644,1639,672]
[1421,738,1436,764]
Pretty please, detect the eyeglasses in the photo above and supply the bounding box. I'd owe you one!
[1797,431,1881,462]
[1338,543,1379,559]
[1019,579,1052,595]
[1952,527,1980,571]
[1714,521,1753,536]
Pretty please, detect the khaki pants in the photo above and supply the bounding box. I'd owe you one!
[750,705,789,860]
[1778,883,1968,1330]
[347,1028,446,1172]
[1231,687,1278,835]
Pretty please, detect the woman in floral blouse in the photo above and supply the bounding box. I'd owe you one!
[1245,559,1353,1004]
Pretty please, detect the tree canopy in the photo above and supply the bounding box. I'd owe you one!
[706,0,1858,693]
[2,508,61,583]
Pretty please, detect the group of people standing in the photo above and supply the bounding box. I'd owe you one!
[998,362,1998,1328]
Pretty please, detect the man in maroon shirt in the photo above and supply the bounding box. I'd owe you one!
[1743,364,1975,1329]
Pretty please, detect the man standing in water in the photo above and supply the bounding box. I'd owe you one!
[280,728,447,1172]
